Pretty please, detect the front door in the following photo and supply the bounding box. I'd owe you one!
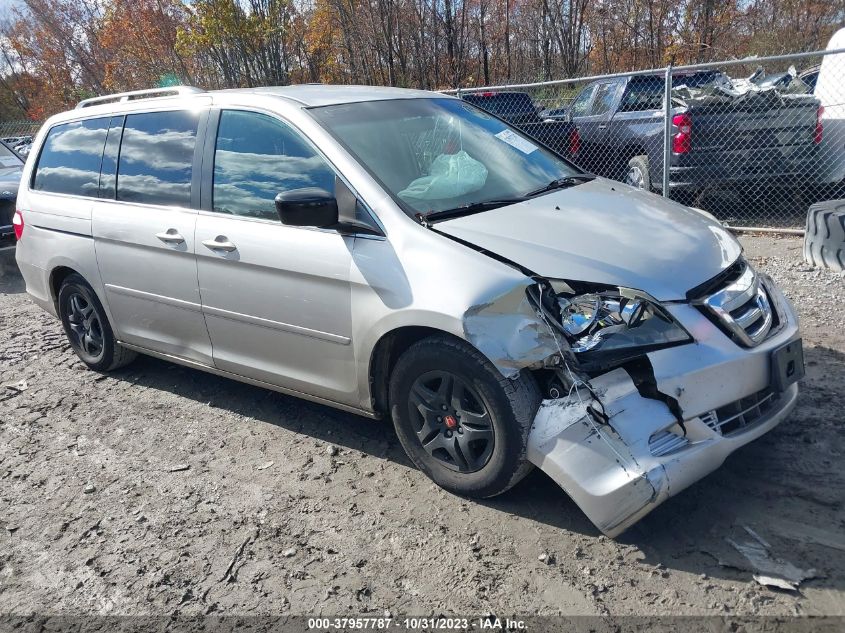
[194,109,358,404]
[92,109,214,364]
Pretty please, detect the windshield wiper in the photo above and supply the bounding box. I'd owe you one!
[524,174,596,198]
[420,197,528,223]
[417,174,596,224]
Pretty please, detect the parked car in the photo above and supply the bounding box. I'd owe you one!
[0,139,24,249]
[15,85,803,536]
[561,70,822,196]
[460,91,581,159]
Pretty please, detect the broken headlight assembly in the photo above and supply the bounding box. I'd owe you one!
[552,288,692,369]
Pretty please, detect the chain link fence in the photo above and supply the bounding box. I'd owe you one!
[447,45,845,230]
[0,120,42,157]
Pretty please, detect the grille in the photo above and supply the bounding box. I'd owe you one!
[648,429,690,457]
[649,388,782,456]
[700,388,780,436]
[694,261,774,347]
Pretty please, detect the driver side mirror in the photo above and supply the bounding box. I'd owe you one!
[274,188,338,228]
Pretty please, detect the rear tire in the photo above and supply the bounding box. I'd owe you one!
[625,155,651,191]
[58,274,137,371]
[388,335,541,498]
[804,200,845,272]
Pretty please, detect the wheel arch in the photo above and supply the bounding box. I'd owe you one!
[623,142,649,163]
[49,265,83,311]
[368,325,469,416]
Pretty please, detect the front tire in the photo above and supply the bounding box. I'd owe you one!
[58,274,136,371]
[389,335,541,498]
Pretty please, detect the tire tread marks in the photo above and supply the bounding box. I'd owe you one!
[804,201,845,273]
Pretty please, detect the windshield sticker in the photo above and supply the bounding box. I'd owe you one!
[494,129,537,154]
[0,157,19,167]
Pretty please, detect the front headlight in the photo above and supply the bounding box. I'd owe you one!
[558,291,691,358]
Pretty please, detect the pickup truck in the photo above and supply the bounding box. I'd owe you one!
[557,71,823,197]
[460,91,581,160]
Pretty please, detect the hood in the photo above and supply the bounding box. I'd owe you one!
[436,178,741,301]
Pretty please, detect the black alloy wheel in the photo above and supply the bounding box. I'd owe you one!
[65,291,105,363]
[408,370,495,473]
[389,334,541,498]
[57,273,137,371]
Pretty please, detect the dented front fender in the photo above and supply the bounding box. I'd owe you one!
[463,280,563,378]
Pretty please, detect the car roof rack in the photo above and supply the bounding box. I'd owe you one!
[76,86,206,109]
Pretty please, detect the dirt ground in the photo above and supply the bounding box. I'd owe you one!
[1,234,843,619]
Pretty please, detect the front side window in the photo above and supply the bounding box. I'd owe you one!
[32,118,110,196]
[117,110,198,207]
[310,98,581,215]
[212,110,336,221]
[570,86,596,118]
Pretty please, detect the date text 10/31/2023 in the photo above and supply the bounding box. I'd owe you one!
[307,617,527,630]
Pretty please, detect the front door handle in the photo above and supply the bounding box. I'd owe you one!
[156,229,185,244]
[202,236,237,252]
[598,124,607,129]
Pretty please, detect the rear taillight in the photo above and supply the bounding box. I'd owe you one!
[814,105,824,144]
[672,113,692,154]
[12,209,23,240]
[569,127,581,156]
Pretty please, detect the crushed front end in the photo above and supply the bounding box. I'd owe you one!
[524,259,803,537]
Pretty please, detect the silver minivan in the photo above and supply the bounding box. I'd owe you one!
[14,85,804,536]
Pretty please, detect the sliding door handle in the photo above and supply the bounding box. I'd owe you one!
[202,236,237,252]
[156,229,185,244]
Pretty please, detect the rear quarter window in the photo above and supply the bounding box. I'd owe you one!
[32,118,110,196]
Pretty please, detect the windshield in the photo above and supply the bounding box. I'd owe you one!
[310,98,581,215]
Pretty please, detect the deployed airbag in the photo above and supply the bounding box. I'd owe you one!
[398,151,488,202]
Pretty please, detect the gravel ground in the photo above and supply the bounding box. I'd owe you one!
[1,234,843,619]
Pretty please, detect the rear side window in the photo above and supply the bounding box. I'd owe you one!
[117,110,198,207]
[619,78,664,112]
[590,83,618,116]
[32,118,110,196]
[212,110,336,221]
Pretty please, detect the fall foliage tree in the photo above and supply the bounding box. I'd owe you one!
[0,0,841,119]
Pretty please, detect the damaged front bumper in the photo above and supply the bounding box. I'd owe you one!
[526,277,801,537]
